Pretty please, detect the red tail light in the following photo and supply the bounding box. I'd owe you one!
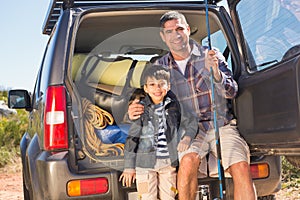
[250,163,269,179]
[44,86,68,150]
[67,178,109,197]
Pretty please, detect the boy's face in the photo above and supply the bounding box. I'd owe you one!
[144,77,170,105]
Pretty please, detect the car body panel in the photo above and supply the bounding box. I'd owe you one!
[227,0,300,155]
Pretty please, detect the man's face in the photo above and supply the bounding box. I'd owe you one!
[160,18,191,55]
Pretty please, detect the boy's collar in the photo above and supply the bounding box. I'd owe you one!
[143,93,172,107]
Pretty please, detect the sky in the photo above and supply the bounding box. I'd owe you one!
[0,1,49,91]
[0,0,228,92]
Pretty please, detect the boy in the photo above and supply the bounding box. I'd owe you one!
[119,65,198,200]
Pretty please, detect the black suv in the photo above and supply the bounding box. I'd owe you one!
[8,0,300,199]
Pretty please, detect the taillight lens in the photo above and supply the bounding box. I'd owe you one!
[250,163,269,179]
[44,86,68,150]
[67,178,109,197]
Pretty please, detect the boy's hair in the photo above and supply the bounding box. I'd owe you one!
[159,11,188,28]
[141,64,170,86]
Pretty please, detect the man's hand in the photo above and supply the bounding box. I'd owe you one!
[205,50,221,82]
[177,136,191,152]
[128,99,144,120]
[119,169,136,187]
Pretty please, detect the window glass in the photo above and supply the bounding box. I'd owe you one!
[40,36,55,95]
[202,30,232,71]
[237,0,300,70]
[31,69,41,109]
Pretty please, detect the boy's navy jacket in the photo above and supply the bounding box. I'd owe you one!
[124,91,198,169]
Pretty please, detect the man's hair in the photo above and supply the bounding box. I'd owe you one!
[141,64,170,86]
[159,11,188,28]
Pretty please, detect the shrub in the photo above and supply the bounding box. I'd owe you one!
[282,156,300,190]
[0,91,28,167]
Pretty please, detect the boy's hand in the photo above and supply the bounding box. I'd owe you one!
[128,99,144,120]
[177,136,191,152]
[119,169,136,187]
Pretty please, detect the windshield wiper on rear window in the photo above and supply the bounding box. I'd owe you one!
[255,60,278,68]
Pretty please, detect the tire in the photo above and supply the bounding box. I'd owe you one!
[285,156,300,168]
[258,195,276,200]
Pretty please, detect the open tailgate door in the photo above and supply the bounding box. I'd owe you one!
[227,0,300,156]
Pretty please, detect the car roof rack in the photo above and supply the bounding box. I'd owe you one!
[42,0,221,35]
[42,0,63,35]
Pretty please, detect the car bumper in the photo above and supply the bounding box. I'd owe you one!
[27,150,135,200]
[197,155,281,199]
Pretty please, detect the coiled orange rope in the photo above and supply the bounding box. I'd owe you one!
[82,98,124,157]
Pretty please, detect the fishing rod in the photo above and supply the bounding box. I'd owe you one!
[204,0,226,199]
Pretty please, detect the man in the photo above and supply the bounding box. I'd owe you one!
[128,11,256,200]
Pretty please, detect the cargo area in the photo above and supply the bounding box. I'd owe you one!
[69,9,220,162]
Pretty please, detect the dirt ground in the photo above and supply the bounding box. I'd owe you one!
[0,158,23,200]
[0,159,299,200]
